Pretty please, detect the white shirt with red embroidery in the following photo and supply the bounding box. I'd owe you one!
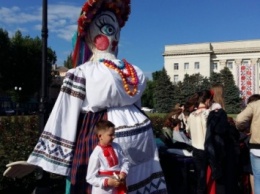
[86,142,129,194]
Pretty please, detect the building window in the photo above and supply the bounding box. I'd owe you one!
[213,62,218,70]
[184,63,189,70]
[174,63,179,70]
[194,62,200,69]
[243,60,249,65]
[227,61,233,69]
[174,75,179,83]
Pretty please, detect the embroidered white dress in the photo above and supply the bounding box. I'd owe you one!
[87,142,129,194]
[27,59,167,193]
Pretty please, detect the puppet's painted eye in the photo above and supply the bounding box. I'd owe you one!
[100,24,115,36]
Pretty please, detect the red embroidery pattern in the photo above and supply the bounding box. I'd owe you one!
[99,145,118,167]
[238,64,255,101]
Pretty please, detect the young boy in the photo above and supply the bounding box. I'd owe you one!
[86,120,129,194]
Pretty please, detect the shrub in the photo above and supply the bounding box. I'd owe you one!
[0,115,40,192]
[149,114,167,137]
[0,113,167,193]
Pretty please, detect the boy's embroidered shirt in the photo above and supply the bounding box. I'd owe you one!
[86,142,129,191]
[99,144,119,167]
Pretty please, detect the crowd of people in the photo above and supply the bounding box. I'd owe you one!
[158,84,260,194]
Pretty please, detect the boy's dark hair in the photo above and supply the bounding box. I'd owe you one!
[94,120,115,134]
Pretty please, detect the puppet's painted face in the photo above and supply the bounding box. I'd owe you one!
[87,11,120,55]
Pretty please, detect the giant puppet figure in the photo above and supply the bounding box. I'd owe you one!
[4,0,168,193]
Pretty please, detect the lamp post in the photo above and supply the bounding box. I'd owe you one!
[33,1,51,193]
[39,0,48,130]
[14,86,22,115]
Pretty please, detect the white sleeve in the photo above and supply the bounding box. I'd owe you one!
[236,104,253,130]
[27,68,85,176]
[86,149,106,187]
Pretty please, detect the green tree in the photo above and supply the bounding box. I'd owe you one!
[182,74,194,100]
[153,68,175,113]
[172,81,184,106]
[0,29,11,93]
[152,71,163,82]
[141,79,155,108]
[188,73,207,91]
[171,73,209,106]
[220,67,241,113]
[201,77,211,91]
[210,71,222,85]
[179,73,207,102]
[0,30,57,102]
[63,53,73,69]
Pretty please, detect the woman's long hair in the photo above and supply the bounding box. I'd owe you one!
[163,108,183,128]
[184,90,213,114]
[211,84,225,110]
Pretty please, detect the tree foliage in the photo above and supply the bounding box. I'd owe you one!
[63,53,73,69]
[153,68,175,113]
[209,71,222,85]
[220,67,241,113]
[176,73,210,104]
[141,67,241,114]
[141,79,155,108]
[0,29,12,93]
[0,29,57,102]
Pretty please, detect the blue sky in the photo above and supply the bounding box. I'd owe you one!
[1,0,260,78]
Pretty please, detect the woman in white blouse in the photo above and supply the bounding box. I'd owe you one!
[186,90,213,194]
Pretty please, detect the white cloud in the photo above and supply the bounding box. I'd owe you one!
[55,24,77,41]
[48,4,80,22]
[47,4,80,41]
[0,3,80,42]
[0,6,40,24]
[0,3,83,65]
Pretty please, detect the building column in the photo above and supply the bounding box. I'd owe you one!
[251,58,260,94]
[235,59,242,65]
[219,60,226,67]
[235,59,242,86]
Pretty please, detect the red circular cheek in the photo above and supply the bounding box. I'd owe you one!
[94,34,110,51]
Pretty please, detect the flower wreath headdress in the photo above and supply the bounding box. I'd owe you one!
[72,0,131,67]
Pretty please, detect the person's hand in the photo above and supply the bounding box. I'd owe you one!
[3,161,37,178]
[119,172,126,183]
[107,177,121,187]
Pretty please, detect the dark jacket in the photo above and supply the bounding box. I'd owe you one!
[158,129,193,152]
[205,109,239,179]
[205,108,240,194]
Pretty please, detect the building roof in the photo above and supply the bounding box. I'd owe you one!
[56,66,69,72]
[163,39,260,56]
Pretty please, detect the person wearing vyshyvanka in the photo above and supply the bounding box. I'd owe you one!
[87,120,129,194]
[185,90,213,194]
[3,0,167,193]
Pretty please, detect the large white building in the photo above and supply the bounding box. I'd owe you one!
[163,39,260,100]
